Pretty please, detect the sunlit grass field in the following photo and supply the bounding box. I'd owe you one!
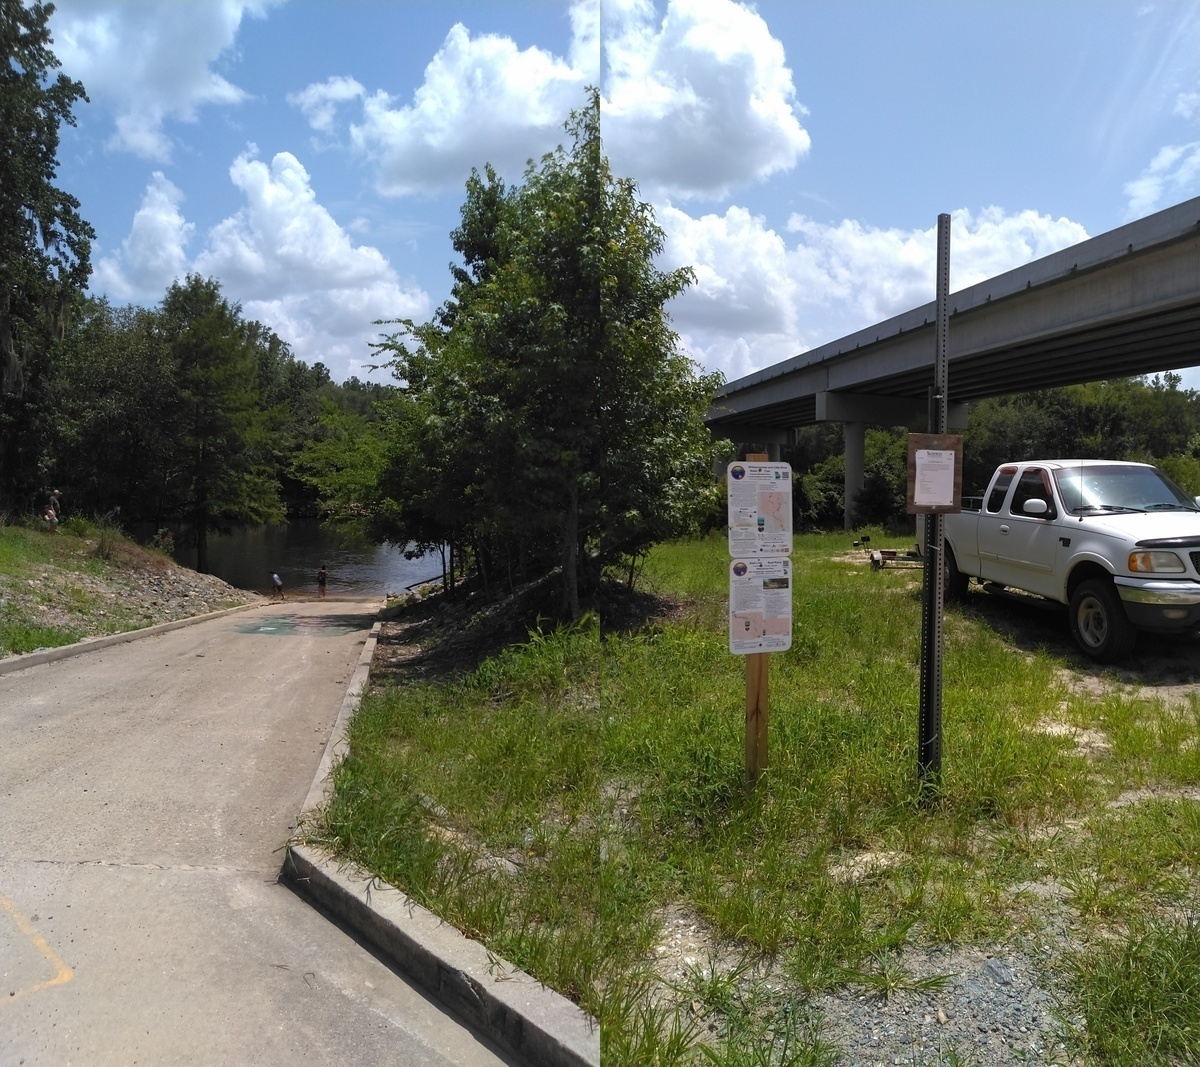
[309,529,1200,1066]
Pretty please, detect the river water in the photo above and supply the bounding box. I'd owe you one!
[171,520,442,598]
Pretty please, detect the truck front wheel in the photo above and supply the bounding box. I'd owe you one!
[1069,578,1138,662]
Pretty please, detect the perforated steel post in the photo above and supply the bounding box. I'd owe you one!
[918,214,951,789]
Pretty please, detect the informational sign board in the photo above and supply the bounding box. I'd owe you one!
[729,556,793,654]
[726,462,793,556]
[906,434,963,514]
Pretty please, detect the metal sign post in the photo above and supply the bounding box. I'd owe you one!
[917,214,953,792]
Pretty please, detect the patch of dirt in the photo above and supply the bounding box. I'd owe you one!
[651,904,743,993]
[1054,660,1200,709]
[829,849,905,883]
[1033,719,1113,757]
[597,583,690,637]
[370,574,553,683]
[1107,785,1200,808]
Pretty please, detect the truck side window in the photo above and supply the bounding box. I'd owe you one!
[986,467,1017,513]
[1010,468,1057,519]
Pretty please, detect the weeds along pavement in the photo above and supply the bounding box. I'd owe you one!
[300,530,1200,1067]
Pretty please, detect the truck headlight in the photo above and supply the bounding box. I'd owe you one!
[1128,550,1186,573]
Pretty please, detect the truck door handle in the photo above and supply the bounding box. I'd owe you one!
[999,524,1009,535]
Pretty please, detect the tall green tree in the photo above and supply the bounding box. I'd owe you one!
[160,276,283,572]
[361,90,721,617]
[0,0,94,506]
[46,298,177,520]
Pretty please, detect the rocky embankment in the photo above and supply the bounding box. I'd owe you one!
[1,538,262,658]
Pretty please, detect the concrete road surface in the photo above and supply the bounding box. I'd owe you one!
[0,600,516,1067]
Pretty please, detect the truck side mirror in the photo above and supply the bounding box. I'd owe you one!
[1022,499,1049,516]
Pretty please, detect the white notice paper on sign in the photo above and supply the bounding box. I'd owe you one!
[727,462,793,556]
[914,449,956,509]
[729,557,793,654]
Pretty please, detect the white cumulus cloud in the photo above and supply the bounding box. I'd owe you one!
[290,4,599,196]
[1123,140,1200,219]
[286,76,366,134]
[659,205,1090,382]
[92,172,195,301]
[94,150,430,381]
[192,149,431,373]
[601,0,810,199]
[51,0,282,161]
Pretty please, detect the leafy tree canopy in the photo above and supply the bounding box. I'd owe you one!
[0,0,94,506]
[0,0,92,389]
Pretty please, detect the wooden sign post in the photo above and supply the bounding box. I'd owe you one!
[745,643,769,787]
[727,452,792,790]
[744,453,769,788]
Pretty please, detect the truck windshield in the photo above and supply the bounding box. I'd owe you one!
[1053,466,1198,513]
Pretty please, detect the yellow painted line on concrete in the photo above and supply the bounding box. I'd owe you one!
[0,893,74,1000]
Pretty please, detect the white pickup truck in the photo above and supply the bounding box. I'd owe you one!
[942,460,1200,661]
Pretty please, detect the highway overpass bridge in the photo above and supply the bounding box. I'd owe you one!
[705,195,1200,526]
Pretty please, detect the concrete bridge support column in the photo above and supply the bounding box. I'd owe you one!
[843,421,865,530]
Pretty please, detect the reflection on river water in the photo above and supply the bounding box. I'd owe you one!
[172,519,441,597]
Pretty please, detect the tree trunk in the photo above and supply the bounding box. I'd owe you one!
[195,516,209,574]
[562,480,580,619]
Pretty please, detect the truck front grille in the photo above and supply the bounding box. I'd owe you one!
[1192,551,1200,574]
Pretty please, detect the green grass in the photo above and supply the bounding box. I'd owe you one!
[0,525,89,653]
[0,613,82,654]
[309,528,1200,1064]
[1066,913,1200,1065]
[311,615,610,1005]
[0,525,62,576]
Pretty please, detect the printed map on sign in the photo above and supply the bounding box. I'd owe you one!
[758,490,788,533]
[729,557,792,654]
[727,461,793,555]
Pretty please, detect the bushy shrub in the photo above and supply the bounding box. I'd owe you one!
[148,528,175,554]
[1157,454,1200,497]
[796,454,844,530]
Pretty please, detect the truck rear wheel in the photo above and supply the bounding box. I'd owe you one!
[1069,578,1137,662]
[944,545,969,601]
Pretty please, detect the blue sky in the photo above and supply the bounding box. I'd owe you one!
[47,0,1200,391]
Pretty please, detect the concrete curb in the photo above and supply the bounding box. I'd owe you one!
[294,621,382,818]
[283,622,601,1067]
[0,600,265,677]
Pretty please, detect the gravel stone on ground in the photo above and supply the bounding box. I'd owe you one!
[815,943,1082,1066]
